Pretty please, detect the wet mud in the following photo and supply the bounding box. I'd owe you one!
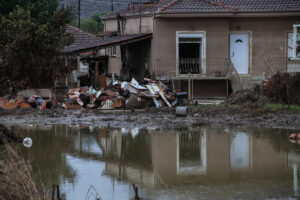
[0,106,299,130]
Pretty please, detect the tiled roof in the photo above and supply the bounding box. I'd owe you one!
[63,25,101,53]
[102,0,300,18]
[160,0,300,13]
[97,31,118,38]
[65,25,101,43]
[63,33,152,53]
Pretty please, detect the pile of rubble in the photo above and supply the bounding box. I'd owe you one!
[225,90,269,107]
[0,78,188,110]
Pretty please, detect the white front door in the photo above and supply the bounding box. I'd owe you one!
[230,33,249,74]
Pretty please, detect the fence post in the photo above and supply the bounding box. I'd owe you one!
[188,72,191,101]
[51,184,55,200]
[57,185,61,200]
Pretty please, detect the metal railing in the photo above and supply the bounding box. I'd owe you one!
[264,57,300,76]
[179,58,201,74]
[154,58,238,79]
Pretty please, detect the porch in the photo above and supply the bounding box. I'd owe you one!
[154,58,241,98]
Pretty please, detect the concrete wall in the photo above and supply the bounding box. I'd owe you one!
[124,16,153,34]
[154,17,230,75]
[107,46,122,75]
[104,16,153,34]
[154,16,300,88]
[104,19,118,32]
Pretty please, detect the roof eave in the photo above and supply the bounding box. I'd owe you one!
[101,12,154,20]
[155,10,300,18]
[64,34,153,54]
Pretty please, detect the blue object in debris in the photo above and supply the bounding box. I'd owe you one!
[36,97,43,105]
[172,98,179,107]
[176,92,188,97]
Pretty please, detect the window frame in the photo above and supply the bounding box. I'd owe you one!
[111,46,117,57]
[176,31,206,76]
[287,32,293,59]
[292,25,300,60]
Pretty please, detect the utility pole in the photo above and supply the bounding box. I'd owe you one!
[111,0,114,11]
[139,0,141,34]
[78,0,81,28]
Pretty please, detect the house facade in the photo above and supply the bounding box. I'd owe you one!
[72,0,300,97]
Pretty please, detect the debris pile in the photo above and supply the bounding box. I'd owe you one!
[0,78,188,110]
[0,89,53,110]
[225,90,269,107]
[63,78,187,110]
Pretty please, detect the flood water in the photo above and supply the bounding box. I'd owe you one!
[6,125,300,200]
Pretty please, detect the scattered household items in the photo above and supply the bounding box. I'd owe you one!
[23,137,33,148]
[0,78,188,111]
[176,106,187,117]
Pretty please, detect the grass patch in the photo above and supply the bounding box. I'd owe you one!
[265,103,300,112]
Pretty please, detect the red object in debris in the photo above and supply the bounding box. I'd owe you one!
[290,133,297,140]
[65,103,82,109]
[100,97,109,101]
[19,102,31,108]
[297,133,300,139]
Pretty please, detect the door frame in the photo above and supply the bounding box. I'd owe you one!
[229,31,252,75]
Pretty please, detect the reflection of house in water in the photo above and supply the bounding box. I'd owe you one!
[98,127,292,188]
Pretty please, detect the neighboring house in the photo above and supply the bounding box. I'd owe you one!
[63,25,108,87]
[65,0,300,98]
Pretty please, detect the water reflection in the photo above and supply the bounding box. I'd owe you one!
[11,125,300,200]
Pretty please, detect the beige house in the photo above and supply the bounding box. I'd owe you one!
[67,0,300,97]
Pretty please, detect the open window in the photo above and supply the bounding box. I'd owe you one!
[293,25,300,59]
[177,33,205,74]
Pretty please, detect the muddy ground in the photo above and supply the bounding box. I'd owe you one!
[0,106,299,130]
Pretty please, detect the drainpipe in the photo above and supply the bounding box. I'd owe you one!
[152,13,156,77]
[117,14,121,35]
[111,0,114,11]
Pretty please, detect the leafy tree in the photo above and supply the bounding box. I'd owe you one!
[0,1,74,95]
[71,13,104,35]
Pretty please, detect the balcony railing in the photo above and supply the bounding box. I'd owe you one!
[179,58,201,74]
[154,58,238,79]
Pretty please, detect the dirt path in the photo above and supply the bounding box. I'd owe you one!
[0,107,299,130]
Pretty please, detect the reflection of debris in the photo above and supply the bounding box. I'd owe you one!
[132,184,141,200]
[85,185,102,200]
[289,133,300,145]
[0,78,188,111]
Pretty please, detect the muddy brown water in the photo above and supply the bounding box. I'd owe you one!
[4,125,300,200]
